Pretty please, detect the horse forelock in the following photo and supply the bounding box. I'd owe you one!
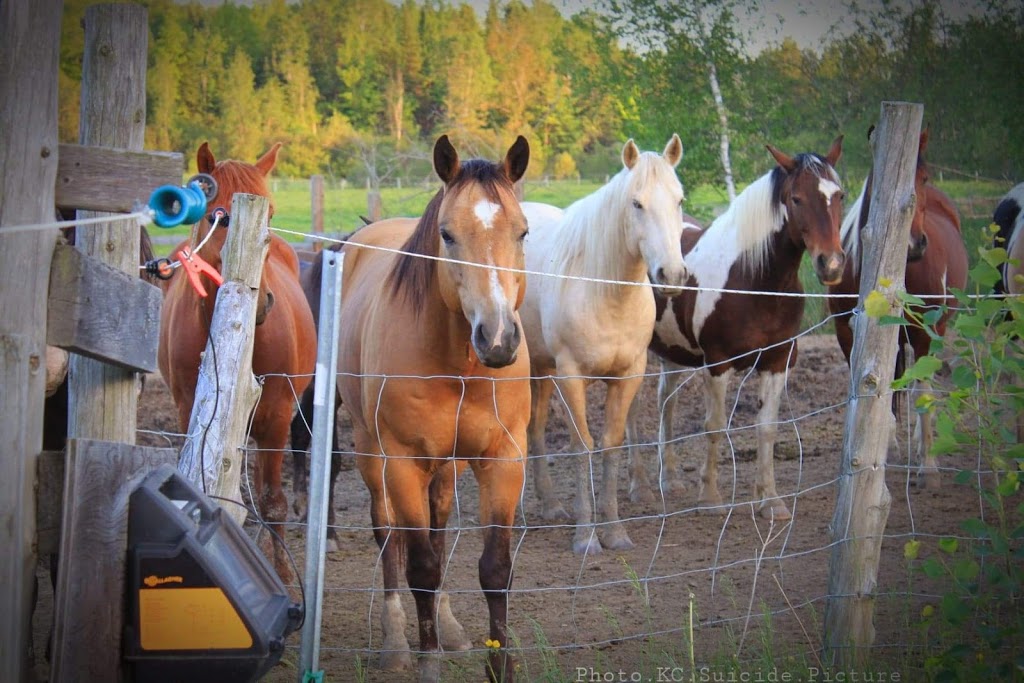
[194,158,275,256]
[545,152,681,290]
[388,159,515,309]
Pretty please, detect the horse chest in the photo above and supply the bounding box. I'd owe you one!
[550,286,654,375]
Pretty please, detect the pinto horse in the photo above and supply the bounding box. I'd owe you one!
[827,129,967,488]
[336,135,530,681]
[627,137,846,520]
[157,142,317,582]
[993,182,1024,298]
[519,135,688,554]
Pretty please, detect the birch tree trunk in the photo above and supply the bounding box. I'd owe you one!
[706,58,736,202]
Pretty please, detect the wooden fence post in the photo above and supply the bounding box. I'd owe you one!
[51,5,153,682]
[824,101,924,668]
[177,193,271,527]
[0,4,63,680]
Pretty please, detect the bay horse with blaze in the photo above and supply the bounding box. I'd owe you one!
[157,142,317,583]
[628,136,846,520]
[336,135,530,681]
[827,128,967,488]
[519,135,689,554]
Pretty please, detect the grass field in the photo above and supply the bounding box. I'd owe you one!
[148,175,1008,330]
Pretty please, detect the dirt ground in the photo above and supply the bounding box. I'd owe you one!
[33,333,982,682]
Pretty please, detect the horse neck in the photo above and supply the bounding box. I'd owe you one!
[764,222,807,292]
[560,173,648,293]
[418,278,485,372]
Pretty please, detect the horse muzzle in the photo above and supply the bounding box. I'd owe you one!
[815,252,846,286]
[907,233,928,262]
[650,264,688,298]
[471,318,521,368]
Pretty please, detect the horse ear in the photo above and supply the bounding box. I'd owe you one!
[766,144,796,173]
[866,124,875,141]
[256,142,282,177]
[622,139,640,170]
[919,126,930,156]
[663,133,683,168]
[825,135,844,167]
[503,135,530,184]
[197,142,215,174]
[433,135,460,185]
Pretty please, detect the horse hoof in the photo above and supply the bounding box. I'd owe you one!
[541,504,571,522]
[662,477,687,495]
[759,502,792,522]
[325,536,339,553]
[697,492,725,515]
[629,486,656,504]
[601,531,635,551]
[380,649,413,672]
[417,654,442,683]
[917,469,941,490]
[573,535,603,556]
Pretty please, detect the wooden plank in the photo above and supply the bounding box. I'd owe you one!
[178,193,270,527]
[54,6,150,683]
[0,1,63,681]
[37,450,66,556]
[55,144,183,213]
[824,101,923,667]
[47,243,161,372]
[51,439,177,683]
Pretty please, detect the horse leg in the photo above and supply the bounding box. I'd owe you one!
[428,462,472,652]
[625,397,655,503]
[470,454,526,682]
[915,378,940,489]
[357,453,413,672]
[253,411,293,585]
[754,371,791,521]
[597,374,643,550]
[529,377,568,521]
[555,376,601,555]
[698,370,730,513]
[656,358,687,494]
[290,385,313,522]
[385,462,442,683]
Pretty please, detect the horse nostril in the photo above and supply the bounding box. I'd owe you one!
[473,323,488,350]
[656,266,666,284]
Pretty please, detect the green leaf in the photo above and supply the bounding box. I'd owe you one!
[950,364,977,389]
[922,557,945,578]
[940,594,969,625]
[996,472,1020,497]
[904,539,922,560]
[938,537,959,554]
[954,469,974,485]
[969,261,1002,289]
[902,355,943,382]
[960,517,989,538]
[953,558,979,583]
[878,315,909,327]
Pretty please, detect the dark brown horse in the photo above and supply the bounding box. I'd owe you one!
[336,135,530,681]
[157,142,317,582]
[627,137,846,520]
[827,129,968,488]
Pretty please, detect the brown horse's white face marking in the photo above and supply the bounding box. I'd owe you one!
[769,135,847,285]
[434,135,530,368]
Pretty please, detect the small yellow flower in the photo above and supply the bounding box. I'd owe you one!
[879,276,893,288]
[485,638,501,650]
[921,604,934,618]
[904,539,921,560]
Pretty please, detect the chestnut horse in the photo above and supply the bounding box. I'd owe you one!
[157,142,317,582]
[827,129,967,488]
[336,135,530,681]
[627,137,846,520]
[519,135,688,555]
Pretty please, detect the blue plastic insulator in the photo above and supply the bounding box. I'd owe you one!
[148,180,209,228]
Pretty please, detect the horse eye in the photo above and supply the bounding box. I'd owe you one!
[519,229,529,242]
[632,199,643,210]
[791,196,802,205]
[440,228,455,245]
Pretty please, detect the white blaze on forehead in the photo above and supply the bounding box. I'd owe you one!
[485,243,507,347]
[818,177,842,203]
[474,199,502,230]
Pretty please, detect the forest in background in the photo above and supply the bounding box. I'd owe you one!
[57,0,1024,188]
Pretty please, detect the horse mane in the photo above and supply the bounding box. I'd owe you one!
[387,158,510,309]
[544,151,677,290]
[840,177,870,276]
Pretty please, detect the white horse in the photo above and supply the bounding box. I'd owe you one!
[519,135,689,554]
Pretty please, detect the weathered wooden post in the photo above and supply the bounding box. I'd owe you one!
[0,3,63,681]
[177,192,271,526]
[824,101,923,668]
